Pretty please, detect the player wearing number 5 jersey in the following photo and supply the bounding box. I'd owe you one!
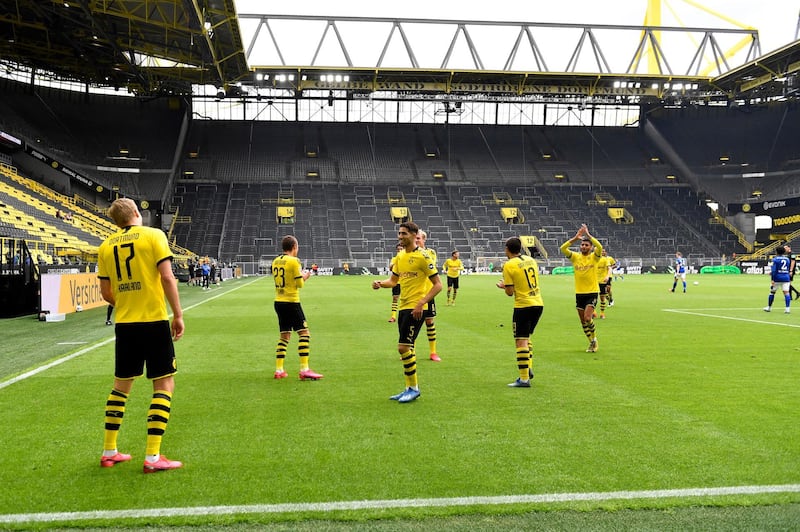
[272,235,323,381]
[97,198,185,473]
[497,237,544,388]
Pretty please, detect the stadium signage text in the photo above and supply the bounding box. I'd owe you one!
[24,145,96,191]
[41,272,106,314]
[763,200,787,210]
[307,80,656,96]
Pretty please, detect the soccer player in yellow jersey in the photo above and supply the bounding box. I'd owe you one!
[272,235,322,381]
[496,237,544,388]
[559,224,602,353]
[372,221,442,403]
[416,229,441,361]
[96,198,184,473]
[595,249,614,319]
[442,250,464,306]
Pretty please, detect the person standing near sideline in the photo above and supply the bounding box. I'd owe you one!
[272,235,323,380]
[372,221,442,403]
[560,224,602,353]
[442,250,464,306]
[416,229,441,362]
[97,198,185,473]
[671,251,688,293]
[763,245,792,314]
[496,237,543,388]
[785,244,799,300]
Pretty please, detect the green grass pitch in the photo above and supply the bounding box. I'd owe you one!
[1,272,799,529]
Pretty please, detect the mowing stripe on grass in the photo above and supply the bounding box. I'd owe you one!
[2,484,800,524]
[663,309,800,327]
[0,277,262,392]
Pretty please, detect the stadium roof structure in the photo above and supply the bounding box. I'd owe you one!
[0,3,798,103]
[0,0,250,94]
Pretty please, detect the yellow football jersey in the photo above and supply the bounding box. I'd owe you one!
[502,255,543,308]
[272,254,305,302]
[97,225,173,323]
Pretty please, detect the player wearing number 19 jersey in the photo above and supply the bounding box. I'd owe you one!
[498,237,544,388]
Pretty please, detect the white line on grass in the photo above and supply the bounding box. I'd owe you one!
[0,277,263,391]
[663,309,800,328]
[2,484,799,524]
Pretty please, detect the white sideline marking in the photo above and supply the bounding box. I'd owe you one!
[0,278,262,391]
[663,308,800,328]
[2,484,800,524]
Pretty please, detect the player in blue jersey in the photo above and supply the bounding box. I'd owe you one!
[670,251,688,293]
[763,245,792,313]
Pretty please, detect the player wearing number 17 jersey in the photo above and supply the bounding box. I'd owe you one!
[97,198,185,473]
[497,237,544,388]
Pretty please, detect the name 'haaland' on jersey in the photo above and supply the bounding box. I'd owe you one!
[118,281,142,292]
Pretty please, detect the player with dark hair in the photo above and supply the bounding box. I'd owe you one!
[372,221,442,403]
[272,235,323,380]
[496,237,543,388]
[442,250,463,306]
[97,197,185,473]
[763,245,792,314]
[560,224,602,353]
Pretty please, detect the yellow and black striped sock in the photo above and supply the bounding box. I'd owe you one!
[298,334,310,371]
[582,320,596,340]
[401,348,418,389]
[516,346,530,380]
[145,390,172,457]
[599,297,606,313]
[390,300,398,318]
[528,347,534,376]
[275,338,288,371]
[427,324,437,354]
[103,388,128,451]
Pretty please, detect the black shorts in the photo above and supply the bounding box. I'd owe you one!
[447,276,459,289]
[422,297,437,318]
[391,284,401,296]
[397,309,425,346]
[512,306,543,339]
[575,293,598,310]
[599,282,610,293]
[115,321,176,380]
[274,301,308,332]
